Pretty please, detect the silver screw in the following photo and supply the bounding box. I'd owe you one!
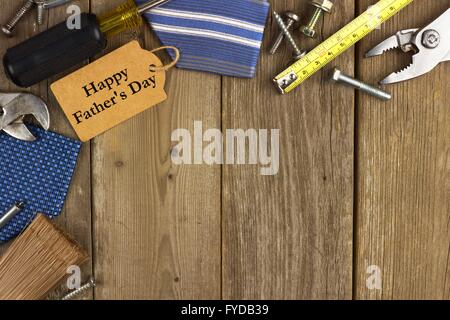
[61,279,96,300]
[269,12,301,55]
[1,0,35,37]
[273,11,306,60]
[300,0,334,38]
[0,201,26,229]
[34,0,45,26]
[331,68,392,101]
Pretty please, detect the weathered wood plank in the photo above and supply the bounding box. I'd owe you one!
[91,0,222,299]
[0,0,93,300]
[2,0,447,301]
[222,0,355,299]
[47,0,93,300]
[356,0,450,299]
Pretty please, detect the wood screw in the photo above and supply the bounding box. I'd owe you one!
[272,11,306,60]
[61,279,96,300]
[269,12,300,55]
[1,0,35,37]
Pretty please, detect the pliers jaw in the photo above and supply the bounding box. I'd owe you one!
[365,8,450,85]
[0,93,50,141]
[365,29,419,57]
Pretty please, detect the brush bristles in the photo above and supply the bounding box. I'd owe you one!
[0,214,88,300]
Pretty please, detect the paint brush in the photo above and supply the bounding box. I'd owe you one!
[0,214,88,300]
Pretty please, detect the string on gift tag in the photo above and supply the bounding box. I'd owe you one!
[149,46,180,72]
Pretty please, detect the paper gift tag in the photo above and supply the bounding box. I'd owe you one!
[51,41,178,142]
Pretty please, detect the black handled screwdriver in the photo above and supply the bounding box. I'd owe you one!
[3,0,170,88]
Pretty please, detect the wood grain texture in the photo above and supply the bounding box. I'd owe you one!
[222,0,355,299]
[91,0,221,299]
[0,0,448,300]
[47,0,93,299]
[0,0,93,299]
[355,0,450,300]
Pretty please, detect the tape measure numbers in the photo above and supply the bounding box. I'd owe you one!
[273,0,414,94]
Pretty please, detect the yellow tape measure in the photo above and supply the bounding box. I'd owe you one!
[273,0,413,94]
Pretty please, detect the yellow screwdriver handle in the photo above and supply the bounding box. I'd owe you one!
[98,0,142,37]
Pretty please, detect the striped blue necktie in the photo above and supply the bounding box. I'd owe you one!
[137,0,270,78]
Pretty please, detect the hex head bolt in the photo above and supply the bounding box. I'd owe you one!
[1,0,35,37]
[300,0,334,38]
[273,11,307,61]
[269,12,301,55]
[331,68,392,101]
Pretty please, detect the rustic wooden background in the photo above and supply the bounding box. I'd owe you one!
[0,0,448,300]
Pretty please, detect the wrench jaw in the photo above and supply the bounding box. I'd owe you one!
[3,121,37,142]
[0,93,50,141]
[28,97,50,131]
